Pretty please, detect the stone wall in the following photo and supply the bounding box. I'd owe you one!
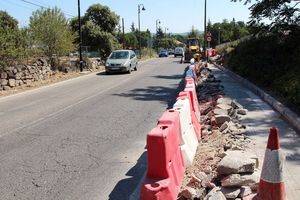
[0,58,52,91]
[0,57,104,91]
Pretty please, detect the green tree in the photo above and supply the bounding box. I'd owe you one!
[130,22,136,33]
[70,4,120,59]
[0,11,27,69]
[139,29,151,48]
[29,7,75,61]
[0,11,18,29]
[207,19,249,47]
[233,0,300,34]
[156,27,165,39]
[124,32,138,48]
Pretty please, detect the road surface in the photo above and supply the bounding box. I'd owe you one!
[0,57,186,200]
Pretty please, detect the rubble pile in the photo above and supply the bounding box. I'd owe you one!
[179,65,259,200]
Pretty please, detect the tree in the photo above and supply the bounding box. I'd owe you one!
[70,4,120,59]
[0,11,27,69]
[233,0,300,34]
[0,11,18,29]
[187,27,201,38]
[206,19,249,47]
[83,4,119,33]
[124,32,138,48]
[130,22,136,33]
[156,27,165,39]
[29,7,75,61]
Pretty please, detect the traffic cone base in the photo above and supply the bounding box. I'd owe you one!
[258,127,286,200]
[258,179,285,200]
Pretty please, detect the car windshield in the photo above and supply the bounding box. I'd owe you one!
[109,51,129,59]
[160,50,167,53]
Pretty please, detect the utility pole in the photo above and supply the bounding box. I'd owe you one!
[122,18,125,49]
[138,4,145,58]
[77,0,83,72]
[203,0,207,61]
[218,27,221,45]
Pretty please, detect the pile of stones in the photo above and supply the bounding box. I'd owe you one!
[179,65,259,200]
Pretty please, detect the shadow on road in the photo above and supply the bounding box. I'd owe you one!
[108,152,147,200]
[113,73,186,109]
[96,71,129,76]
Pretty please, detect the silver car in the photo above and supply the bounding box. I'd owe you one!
[105,50,138,74]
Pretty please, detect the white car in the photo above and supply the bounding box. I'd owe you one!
[174,47,185,57]
[105,50,138,74]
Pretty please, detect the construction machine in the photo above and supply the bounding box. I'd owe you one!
[184,38,202,63]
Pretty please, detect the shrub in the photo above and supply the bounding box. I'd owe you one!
[227,30,300,110]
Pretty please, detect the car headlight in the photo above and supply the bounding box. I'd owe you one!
[105,63,110,67]
[123,61,129,67]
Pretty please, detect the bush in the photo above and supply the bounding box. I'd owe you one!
[29,7,75,61]
[0,11,28,69]
[227,30,300,110]
[140,48,157,59]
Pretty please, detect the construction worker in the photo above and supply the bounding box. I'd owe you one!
[186,58,198,83]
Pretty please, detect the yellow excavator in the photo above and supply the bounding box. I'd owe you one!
[184,38,202,63]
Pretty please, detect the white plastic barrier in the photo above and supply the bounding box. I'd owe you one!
[184,86,201,121]
[173,97,199,166]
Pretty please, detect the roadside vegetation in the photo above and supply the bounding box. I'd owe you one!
[222,0,300,111]
[0,4,157,71]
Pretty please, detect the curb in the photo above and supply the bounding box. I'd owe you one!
[213,63,300,134]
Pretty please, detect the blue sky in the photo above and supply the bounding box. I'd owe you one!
[0,0,252,33]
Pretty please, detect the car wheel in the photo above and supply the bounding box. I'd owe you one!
[127,66,132,74]
[134,63,138,71]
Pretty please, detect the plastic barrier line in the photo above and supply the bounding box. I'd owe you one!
[173,97,199,166]
[141,110,185,200]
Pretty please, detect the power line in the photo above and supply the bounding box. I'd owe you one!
[18,0,75,17]
[1,0,36,12]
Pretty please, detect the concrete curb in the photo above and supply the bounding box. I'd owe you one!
[213,63,300,133]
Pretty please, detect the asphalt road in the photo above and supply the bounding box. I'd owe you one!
[0,57,186,200]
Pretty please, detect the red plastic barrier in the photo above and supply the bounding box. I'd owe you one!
[185,77,195,87]
[178,91,201,140]
[141,110,185,200]
[184,85,201,122]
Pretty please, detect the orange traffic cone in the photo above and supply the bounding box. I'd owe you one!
[258,127,286,200]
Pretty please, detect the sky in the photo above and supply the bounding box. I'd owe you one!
[0,0,252,33]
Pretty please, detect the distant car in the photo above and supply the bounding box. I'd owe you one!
[159,49,168,57]
[174,47,184,57]
[105,50,138,74]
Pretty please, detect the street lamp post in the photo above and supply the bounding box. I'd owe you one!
[138,4,146,58]
[77,0,83,72]
[164,27,169,49]
[122,18,125,49]
[165,27,169,38]
[156,19,161,33]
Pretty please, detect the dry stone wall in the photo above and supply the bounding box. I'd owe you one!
[0,58,52,91]
[0,57,103,91]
